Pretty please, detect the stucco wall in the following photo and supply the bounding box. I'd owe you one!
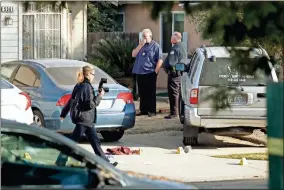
[68,2,87,60]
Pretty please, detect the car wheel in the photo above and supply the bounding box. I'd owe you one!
[101,130,125,142]
[178,92,185,124]
[33,110,45,128]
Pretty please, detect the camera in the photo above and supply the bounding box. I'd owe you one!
[98,78,109,93]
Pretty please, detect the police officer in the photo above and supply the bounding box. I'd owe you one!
[163,32,187,119]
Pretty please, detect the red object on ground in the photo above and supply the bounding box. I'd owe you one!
[106,146,139,155]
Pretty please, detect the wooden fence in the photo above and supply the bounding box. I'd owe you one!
[87,32,139,55]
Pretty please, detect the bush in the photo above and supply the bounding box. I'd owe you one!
[88,58,124,78]
[89,37,137,77]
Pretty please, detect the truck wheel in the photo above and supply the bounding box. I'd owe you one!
[183,136,198,146]
[101,130,125,142]
[178,92,185,124]
[183,120,199,146]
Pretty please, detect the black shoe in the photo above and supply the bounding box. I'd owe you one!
[136,112,147,116]
[112,162,118,167]
[164,115,177,119]
[148,112,156,117]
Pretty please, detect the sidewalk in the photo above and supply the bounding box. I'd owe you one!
[114,153,268,182]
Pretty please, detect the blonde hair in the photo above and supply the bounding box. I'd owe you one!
[76,65,94,83]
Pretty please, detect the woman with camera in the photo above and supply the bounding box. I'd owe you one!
[57,65,117,166]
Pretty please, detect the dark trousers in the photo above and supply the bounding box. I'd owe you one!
[137,72,157,113]
[132,74,139,100]
[56,124,109,166]
[167,73,181,115]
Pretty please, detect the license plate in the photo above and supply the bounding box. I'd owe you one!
[228,95,246,105]
[96,100,113,109]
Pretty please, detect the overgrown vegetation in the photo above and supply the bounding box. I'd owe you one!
[88,37,137,78]
[87,2,120,33]
[146,1,284,112]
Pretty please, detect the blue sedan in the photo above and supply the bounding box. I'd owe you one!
[1,59,136,142]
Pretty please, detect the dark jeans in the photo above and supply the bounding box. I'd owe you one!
[137,72,157,113]
[167,73,181,115]
[56,124,109,166]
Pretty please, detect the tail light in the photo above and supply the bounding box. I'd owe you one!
[189,88,199,104]
[19,92,31,110]
[117,92,134,104]
[56,94,71,106]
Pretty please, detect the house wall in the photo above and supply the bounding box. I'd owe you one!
[123,3,211,88]
[0,2,87,63]
[68,2,88,60]
[1,2,21,63]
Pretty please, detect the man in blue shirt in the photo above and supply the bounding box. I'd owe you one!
[132,29,163,117]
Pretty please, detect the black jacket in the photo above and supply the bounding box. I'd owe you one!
[163,42,187,72]
[60,78,102,127]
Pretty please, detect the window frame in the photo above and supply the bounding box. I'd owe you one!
[159,11,185,53]
[114,12,125,32]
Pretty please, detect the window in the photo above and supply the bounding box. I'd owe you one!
[46,66,117,85]
[188,53,197,75]
[1,64,18,80]
[1,132,86,168]
[114,12,125,32]
[22,2,62,59]
[199,58,269,86]
[161,12,185,53]
[1,131,93,187]
[13,66,37,87]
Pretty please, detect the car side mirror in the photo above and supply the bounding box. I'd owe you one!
[175,63,185,72]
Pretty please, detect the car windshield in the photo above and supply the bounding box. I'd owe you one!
[46,66,117,85]
[1,79,14,89]
[199,58,271,86]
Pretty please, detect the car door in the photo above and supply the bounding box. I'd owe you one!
[10,65,42,103]
[180,53,196,102]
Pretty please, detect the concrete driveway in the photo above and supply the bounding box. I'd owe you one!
[79,113,268,182]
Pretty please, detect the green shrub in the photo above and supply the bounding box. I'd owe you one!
[89,37,137,77]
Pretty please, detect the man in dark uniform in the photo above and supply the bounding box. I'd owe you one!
[163,32,187,119]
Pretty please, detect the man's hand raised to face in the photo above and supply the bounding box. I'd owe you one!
[139,39,146,47]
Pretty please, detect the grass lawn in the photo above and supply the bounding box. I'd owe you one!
[212,153,268,160]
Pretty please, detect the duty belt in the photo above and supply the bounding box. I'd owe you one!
[168,70,180,77]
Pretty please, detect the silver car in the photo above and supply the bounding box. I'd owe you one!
[178,46,278,146]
